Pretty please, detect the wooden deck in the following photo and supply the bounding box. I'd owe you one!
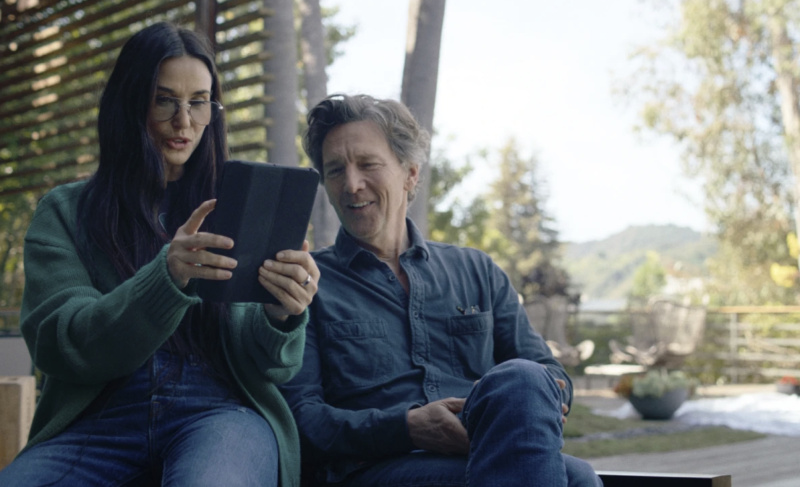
[586,435,800,487]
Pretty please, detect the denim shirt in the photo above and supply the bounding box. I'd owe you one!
[279,219,571,481]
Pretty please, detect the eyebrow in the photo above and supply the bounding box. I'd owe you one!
[156,86,211,96]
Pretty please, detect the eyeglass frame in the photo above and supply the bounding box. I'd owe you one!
[151,95,224,126]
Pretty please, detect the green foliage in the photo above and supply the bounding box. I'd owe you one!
[621,0,800,305]
[631,369,698,398]
[629,251,667,299]
[428,139,569,301]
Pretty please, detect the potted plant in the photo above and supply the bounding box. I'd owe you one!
[614,370,697,420]
[776,376,800,395]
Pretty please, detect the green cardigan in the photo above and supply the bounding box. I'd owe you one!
[20,181,307,487]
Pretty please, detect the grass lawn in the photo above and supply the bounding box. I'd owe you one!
[561,403,766,458]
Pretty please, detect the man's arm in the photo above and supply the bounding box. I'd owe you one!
[486,257,574,410]
[279,318,417,464]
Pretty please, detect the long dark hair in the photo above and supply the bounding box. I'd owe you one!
[77,23,229,371]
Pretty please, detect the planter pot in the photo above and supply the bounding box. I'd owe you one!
[776,383,800,395]
[629,387,689,420]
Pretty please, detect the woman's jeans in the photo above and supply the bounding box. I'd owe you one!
[0,350,279,487]
[336,360,602,487]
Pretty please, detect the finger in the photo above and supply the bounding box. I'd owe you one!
[183,261,233,281]
[562,403,569,415]
[187,249,238,269]
[555,379,566,390]
[260,259,309,284]
[442,398,466,414]
[301,240,309,252]
[274,250,319,277]
[177,232,234,252]
[179,199,216,236]
[258,274,306,315]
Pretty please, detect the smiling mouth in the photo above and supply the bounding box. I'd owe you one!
[347,201,373,209]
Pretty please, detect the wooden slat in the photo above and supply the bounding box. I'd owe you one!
[217,7,273,32]
[0,117,93,151]
[0,58,114,107]
[216,30,271,52]
[2,83,100,119]
[217,50,272,72]
[224,95,274,112]
[225,73,274,91]
[0,154,96,183]
[0,0,85,44]
[229,141,272,154]
[217,0,255,12]
[1,0,148,65]
[228,119,272,132]
[0,101,96,137]
[1,137,98,168]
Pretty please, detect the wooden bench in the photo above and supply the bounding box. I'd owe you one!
[598,471,731,486]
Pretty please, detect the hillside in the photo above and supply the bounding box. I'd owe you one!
[563,225,717,300]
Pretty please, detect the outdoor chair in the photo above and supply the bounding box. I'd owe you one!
[609,298,706,369]
[524,294,594,367]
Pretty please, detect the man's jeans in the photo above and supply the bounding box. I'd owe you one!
[336,359,602,487]
[0,350,279,487]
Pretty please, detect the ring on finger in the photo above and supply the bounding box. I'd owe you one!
[301,274,312,287]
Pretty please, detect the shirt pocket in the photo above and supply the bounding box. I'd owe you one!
[320,320,394,390]
[446,311,495,380]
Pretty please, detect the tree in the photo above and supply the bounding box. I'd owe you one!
[264,0,299,167]
[428,140,568,301]
[298,0,339,248]
[401,0,446,238]
[629,251,667,300]
[621,0,800,304]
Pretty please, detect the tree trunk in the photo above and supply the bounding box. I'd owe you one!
[263,0,299,167]
[299,0,339,248]
[194,0,216,47]
[401,0,446,238]
[769,10,800,270]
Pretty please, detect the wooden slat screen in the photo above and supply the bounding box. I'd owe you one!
[0,0,275,198]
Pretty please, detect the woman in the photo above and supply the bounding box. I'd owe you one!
[0,23,317,487]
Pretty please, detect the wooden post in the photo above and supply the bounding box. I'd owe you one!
[728,313,738,384]
[194,0,217,49]
[0,376,36,470]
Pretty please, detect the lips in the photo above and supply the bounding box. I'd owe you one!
[166,137,190,150]
[347,201,373,210]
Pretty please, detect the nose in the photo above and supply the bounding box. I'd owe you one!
[171,104,192,129]
[343,166,364,194]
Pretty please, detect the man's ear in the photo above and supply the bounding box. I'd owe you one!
[404,163,420,192]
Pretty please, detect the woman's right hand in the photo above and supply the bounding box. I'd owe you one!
[167,199,238,289]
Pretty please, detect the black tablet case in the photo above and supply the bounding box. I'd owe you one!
[196,160,319,303]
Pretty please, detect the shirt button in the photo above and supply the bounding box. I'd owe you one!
[388,275,396,281]
[427,384,436,392]
[413,311,419,318]
[416,354,424,362]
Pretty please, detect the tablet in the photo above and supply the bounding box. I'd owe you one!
[196,160,319,303]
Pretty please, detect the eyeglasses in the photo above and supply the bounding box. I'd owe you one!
[151,96,223,126]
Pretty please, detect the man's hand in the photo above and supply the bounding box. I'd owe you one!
[407,398,469,455]
[555,379,569,424]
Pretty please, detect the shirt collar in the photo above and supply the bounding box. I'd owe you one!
[334,218,430,268]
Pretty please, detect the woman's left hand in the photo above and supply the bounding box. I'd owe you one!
[258,240,319,322]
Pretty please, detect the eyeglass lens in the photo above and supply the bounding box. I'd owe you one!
[152,97,219,125]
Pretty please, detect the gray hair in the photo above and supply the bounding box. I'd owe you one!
[303,94,431,201]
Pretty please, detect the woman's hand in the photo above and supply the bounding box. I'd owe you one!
[167,200,237,289]
[258,240,319,322]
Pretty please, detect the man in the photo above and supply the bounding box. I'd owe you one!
[280,94,602,487]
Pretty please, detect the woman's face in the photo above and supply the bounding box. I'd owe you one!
[147,55,213,182]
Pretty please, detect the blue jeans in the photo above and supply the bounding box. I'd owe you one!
[334,360,602,487]
[0,350,279,487]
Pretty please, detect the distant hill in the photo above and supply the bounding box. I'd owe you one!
[562,225,717,300]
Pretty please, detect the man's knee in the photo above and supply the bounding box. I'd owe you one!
[480,359,560,397]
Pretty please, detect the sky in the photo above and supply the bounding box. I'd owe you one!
[323,0,708,243]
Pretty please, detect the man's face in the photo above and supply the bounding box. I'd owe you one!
[321,121,418,249]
